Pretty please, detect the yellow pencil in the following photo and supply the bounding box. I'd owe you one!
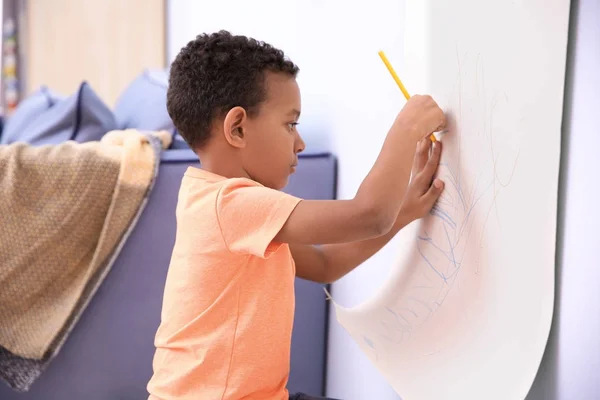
[378,50,437,143]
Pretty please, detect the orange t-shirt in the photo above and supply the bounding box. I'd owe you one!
[147,167,301,400]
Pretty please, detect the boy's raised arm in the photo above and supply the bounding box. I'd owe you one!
[274,95,446,245]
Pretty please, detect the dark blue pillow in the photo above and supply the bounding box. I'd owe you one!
[1,82,116,146]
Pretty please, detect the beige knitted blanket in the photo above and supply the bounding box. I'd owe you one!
[0,129,171,391]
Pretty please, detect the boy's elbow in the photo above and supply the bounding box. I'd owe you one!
[320,265,342,285]
[360,202,395,237]
[373,214,395,237]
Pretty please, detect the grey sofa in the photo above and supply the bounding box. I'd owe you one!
[0,149,337,399]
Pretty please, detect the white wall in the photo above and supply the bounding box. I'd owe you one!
[526,0,600,399]
[556,2,600,395]
[168,1,406,398]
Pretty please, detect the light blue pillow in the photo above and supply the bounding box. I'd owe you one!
[1,82,116,146]
[0,86,64,145]
[114,68,174,131]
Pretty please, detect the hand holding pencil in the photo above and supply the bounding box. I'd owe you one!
[391,92,446,145]
[378,50,438,143]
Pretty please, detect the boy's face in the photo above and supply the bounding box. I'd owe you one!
[241,72,305,190]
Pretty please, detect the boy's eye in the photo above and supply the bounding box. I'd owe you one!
[288,122,299,130]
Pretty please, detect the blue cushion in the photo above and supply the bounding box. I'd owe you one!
[114,69,174,131]
[0,86,64,145]
[1,82,116,146]
[169,129,191,149]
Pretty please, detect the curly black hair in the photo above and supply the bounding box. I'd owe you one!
[167,30,300,149]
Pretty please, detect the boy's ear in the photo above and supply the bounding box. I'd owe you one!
[222,106,248,149]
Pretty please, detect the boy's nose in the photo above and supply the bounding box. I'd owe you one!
[295,133,305,154]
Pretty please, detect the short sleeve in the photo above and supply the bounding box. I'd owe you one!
[216,179,302,258]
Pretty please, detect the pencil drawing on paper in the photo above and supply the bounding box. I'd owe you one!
[338,48,521,360]
[331,3,568,398]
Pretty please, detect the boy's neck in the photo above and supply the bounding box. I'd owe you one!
[196,145,251,181]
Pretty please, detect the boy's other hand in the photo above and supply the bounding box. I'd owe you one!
[399,138,444,222]
[394,94,446,142]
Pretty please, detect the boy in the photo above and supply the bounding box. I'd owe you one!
[147,30,446,400]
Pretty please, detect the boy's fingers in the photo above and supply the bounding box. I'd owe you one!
[414,138,430,172]
[423,178,445,206]
[421,140,442,179]
[435,111,447,132]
